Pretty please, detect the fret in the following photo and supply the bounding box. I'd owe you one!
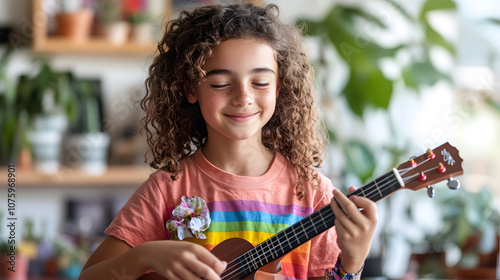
[240,253,251,276]
[309,216,318,234]
[360,187,366,197]
[283,229,292,250]
[373,178,383,198]
[291,225,300,245]
[318,208,328,229]
[249,250,257,271]
[268,238,277,258]
[277,232,285,254]
[257,243,268,264]
[300,220,309,239]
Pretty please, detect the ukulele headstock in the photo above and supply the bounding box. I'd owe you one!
[397,142,464,196]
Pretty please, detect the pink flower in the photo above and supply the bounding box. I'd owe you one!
[166,196,211,240]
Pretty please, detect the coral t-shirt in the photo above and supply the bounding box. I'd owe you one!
[105,150,339,279]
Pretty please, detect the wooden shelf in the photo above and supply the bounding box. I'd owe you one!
[32,0,170,55]
[33,37,157,55]
[32,0,263,55]
[0,165,154,187]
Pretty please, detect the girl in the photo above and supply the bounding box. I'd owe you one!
[79,3,377,280]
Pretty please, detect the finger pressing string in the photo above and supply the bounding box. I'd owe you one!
[334,197,349,217]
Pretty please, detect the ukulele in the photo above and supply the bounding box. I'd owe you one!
[140,141,463,280]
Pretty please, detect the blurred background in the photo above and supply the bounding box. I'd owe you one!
[0,0,499,279]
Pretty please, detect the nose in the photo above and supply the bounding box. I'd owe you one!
[232,83,253,107]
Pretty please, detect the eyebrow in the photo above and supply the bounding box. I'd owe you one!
[205,67,276,77]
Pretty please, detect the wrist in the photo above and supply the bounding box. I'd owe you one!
[325,254,364,280]
[339,254,364,274]
[133,242,154,271]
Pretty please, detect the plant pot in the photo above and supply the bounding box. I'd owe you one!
[103,21,131,45]
[28,114,68,174]
[66,132,110,175]
[0,254,29,280]
[131,23,153,43]
[55,9,94,43]
[29,130,63,174]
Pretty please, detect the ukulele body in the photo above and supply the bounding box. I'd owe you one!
[138,238,282,280]
[211,238,283,280]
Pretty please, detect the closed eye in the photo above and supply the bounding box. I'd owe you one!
[253,83,270,87]
[211,84,230,88]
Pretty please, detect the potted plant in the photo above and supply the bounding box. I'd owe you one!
[54,0,94,43]
[0,212,31,280]
[1,55,78,173]
[295,1,457,277]
[66,79,110,175]
[128,11,153,43]
[0,46,20,166]
[98,0,130,45]
[430,187,500,279]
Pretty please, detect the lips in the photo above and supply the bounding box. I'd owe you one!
[225,113,258,122]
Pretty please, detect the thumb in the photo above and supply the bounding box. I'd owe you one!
[348,186,357,194]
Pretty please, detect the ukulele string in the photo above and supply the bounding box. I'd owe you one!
[220,174,402,280]
[221,174,396,279]
[222,158,442,279]
[402,166,440,183]
[397,158,431,176]
[222,166,434,280]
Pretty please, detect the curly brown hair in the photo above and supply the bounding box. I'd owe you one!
[141,2,326,198]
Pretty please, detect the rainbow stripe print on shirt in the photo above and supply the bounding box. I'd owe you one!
[185,199,315,280]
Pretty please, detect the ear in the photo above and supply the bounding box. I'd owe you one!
[185,85,198,104]
[276,81,282,98]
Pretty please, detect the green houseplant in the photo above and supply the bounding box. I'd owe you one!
[296,0,456,185]
[66,79,110,175]
[1,53,78,172]
[295,0,458,278]
[128,11,154,43]
[0,46,18,165]
[98,0,130,45]
[429,187,500,278]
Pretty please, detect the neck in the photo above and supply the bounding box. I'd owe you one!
[202,140,274,177]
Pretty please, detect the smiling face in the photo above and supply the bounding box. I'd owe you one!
[187,38,280,145]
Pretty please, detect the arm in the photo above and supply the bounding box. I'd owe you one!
[329,187,378,279]
[78,236,227,280]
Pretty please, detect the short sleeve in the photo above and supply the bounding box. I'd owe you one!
[104,174,168,247]
[307,176,341,277]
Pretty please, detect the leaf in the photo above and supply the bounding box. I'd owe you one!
[344,140,376,182]
[343,64,393,116]
[485,97,500,113]
[424,22,456,54]
[380,0,413,22]
[456,212,471,247]
[485,18,500,25]
[419,0,457,23]
[401,57,450,88]
[0,46,13,75]
[341,6,389,29]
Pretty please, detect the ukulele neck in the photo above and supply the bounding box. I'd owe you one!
[237,169,404,276]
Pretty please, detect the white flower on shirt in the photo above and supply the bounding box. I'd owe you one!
[166,196,211,240]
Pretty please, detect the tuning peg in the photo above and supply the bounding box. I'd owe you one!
[447,178,460,190]
[427,185,435,198]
